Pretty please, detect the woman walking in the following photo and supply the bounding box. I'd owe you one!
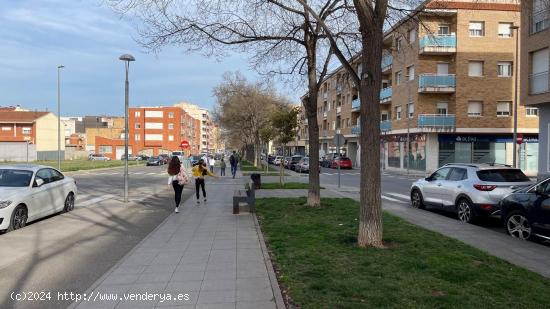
[167,156,189,213]
[192,159,217,204]
[220,158,226,176]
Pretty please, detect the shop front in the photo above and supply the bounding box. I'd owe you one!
[382,134,427,172]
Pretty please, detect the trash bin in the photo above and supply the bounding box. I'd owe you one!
[250,173,261,189]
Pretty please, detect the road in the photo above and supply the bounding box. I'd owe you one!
[0,164,192,309]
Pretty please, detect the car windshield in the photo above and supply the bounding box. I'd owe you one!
[192,156,202,161]
[476,169,530,182]
[291,157,302,162]
[172,152,182,156]
[0,169,34,187]
[149,156,159,160]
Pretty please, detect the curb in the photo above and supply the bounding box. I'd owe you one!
[63,164,148,175]
[253,213,286,309]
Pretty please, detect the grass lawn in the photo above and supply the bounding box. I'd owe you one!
[1,160,145,172]
[260,182,323,189]
[243,172,289,176]
[240,160,277,172]
[256,197,550,309]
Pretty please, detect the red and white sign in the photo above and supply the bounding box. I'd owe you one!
[516,134,523,145]
[180,140,190,149]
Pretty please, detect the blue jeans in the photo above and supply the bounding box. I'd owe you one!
[231,164,237,177]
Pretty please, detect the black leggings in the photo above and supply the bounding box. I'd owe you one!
[172,180,183,207]
[195,178,206,199]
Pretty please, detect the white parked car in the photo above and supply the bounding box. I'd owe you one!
[0,165,77,232]
[273,156,283,165]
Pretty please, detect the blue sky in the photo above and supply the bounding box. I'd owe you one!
[0,0,272,116]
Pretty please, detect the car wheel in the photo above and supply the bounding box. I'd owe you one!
[8,205,28,232]
[410,190,425,209]
[64,193,75,212]
[505,210,532,240]
[457,198,475,223]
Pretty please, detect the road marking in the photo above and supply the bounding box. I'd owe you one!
[132,172,144,175]
[381,195,402,202]
[77,194,116,207]
[385,192,410,200]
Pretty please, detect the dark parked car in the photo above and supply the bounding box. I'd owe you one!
[500,177,550,241]
[146,156,163,166]
[137,154,150,161]
[331,157,353,169]
[295,158,310,173]
[268,155,275,164]
[321,153,340,167]
[158,154,170,164]
[120,154,138,161]
[288,155,303,170]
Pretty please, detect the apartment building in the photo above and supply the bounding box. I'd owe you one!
[521,0,550,179]
[305,0,539,174]
[95,106,201,159]
[174,102,214,153]
[0,110,64,161]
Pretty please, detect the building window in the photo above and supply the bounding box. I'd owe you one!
[497,61,513,77]
[531,0,549,34]
[396,106,402,120]
[498,22,513,37]
[468,101,483,117]
[168,112,174,118]
[526,107,539,117]
[437,102,448,115]
[407,65,415,81]
[2,126,11,131]
[135,123,141,129]
[135,134,141,141]
[22,127,31,135]
[396,37,402,52]
[496,101,511,116]
[408,28,417,43]
[438,24,450,35]
[145,110,163,118]
[395,71,402,85]
[469,21,485,37]
[168,123,174,130]
[135,111,141,117]
[407,103,414,118]
[332,121,336,130]
[168,135,174,141]
[468,61,484,77]
[381,112,389,121]
[98,146,112,154]
[145,122,163,129]
[530,48,549,94]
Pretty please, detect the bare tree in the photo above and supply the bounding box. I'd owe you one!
[108,0,361,207]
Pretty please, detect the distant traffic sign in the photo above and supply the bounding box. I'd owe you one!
[333,133,345,146]
[180,140,190,149]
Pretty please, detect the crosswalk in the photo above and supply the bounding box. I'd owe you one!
[381,192,410,204]
[79,171,167,176]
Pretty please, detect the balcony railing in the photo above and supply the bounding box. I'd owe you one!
[380,87,392,103]
[418,74,456,93]
[351,125,360,135]
[530,8,549,34]
[529,71,549,95]
[352,98,360,110]
[381,54,393,72]
[380,120,392,132]
[418,114,456,129]
[419,35,457,54]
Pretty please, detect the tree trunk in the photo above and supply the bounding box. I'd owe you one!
[305,95,321,207]
[358,25,384,248]
[279,144,284,185]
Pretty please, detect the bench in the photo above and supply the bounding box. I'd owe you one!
[233,181,256,214]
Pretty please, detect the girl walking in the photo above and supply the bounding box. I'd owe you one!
[220,158,226,176]
[167,156,189,213]
[192,159,217,204]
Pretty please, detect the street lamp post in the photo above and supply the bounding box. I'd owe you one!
[119,54,135,203]
[57,65,64,171]
[511,25,520,168]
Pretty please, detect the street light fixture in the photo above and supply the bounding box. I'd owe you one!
[119,54,135,203]
[57,65,64,171]
[510,25,520,168]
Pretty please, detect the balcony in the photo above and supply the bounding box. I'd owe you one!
[530,8,549,34]
[336,106,341,114]
[418,74,456,93]
[418,114,456,129]
[529,71,549,95]
[351,125,360,135]
[352,98,360,110]
[380,120,392,132]
[380,87,392,103]
[381,54,392,73]
[419,35,456,55]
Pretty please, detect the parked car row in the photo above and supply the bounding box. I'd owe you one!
[410,163,550,242]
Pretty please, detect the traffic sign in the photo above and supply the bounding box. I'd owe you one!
[180,140,190,149]
[516,133,523,145]
[333,133,345,146]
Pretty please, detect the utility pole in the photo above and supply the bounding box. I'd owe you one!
[119,54,135,203]
[57,65,64,171]
[511,24,520,168]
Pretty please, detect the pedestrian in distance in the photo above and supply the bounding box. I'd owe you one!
[167,156,190,213]
[209,156,216,173]
[191,159,217,204]
[220,158,226,176]
[229,151,239,179]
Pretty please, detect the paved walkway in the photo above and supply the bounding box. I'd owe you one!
[72,176,283,309]
[256,188,550,278]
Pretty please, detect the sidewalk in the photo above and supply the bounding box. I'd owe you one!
[255,188,550,278]
[72,175,283,309]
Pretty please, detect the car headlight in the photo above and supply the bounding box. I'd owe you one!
[0,200,12,209]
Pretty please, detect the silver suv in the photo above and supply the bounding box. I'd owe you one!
[410,163,532,223]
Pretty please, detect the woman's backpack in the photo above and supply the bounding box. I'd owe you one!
[177,166,190,185]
